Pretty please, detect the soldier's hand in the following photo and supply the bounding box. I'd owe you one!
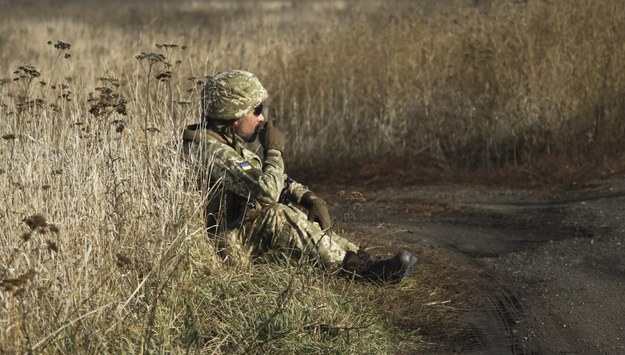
[304,196,332,230]
[258,121,285,153]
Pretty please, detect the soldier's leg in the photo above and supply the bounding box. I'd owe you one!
[218,228,253,266]
[244,203,358,272]
[205,208,252,266]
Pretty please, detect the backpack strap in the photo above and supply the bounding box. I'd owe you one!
[182,124,227,144]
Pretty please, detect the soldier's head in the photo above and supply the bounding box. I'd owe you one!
[201,70,268,142]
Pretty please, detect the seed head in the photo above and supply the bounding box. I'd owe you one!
[46,240,59,253]
[49,224,60,234]
[98,77,120,86]
[135,52,166,65]
[1,269,37,295]
[112,119,125,133]
[17,65,41,78]
[53,40,71,51]
[23,214,48,230]
[89,86,127,117]
[156,43,178,49]
[21,231,33,242]
[155,71,172,82]
[115,253,133,268]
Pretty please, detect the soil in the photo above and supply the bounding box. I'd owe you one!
[310,173,625,354]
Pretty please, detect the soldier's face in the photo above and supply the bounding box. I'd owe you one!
[234,108,265,142]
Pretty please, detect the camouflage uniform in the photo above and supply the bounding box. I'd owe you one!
[183,70,358,272]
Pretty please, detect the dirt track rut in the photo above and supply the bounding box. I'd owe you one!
[336,179,625,354]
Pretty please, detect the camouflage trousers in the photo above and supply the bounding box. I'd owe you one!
[216,203,359,272]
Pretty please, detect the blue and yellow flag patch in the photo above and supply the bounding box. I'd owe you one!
[240,162,252,171]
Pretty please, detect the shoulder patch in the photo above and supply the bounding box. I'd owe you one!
[240,161,252,171]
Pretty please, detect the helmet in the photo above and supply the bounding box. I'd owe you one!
[201,70,268,122]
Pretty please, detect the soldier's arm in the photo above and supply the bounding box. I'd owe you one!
[204,141,287,206]
[285,180,314,205]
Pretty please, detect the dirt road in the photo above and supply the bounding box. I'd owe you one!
[332,178,625,354]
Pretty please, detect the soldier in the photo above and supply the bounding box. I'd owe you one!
[182,69,417,283]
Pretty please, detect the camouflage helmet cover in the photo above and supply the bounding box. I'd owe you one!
[202,70,268,122]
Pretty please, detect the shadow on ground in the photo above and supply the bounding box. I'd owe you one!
[323,176,625,354]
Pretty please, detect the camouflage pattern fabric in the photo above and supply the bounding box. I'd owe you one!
[202,70,268,122]
[183,125,358,271]
[232,203,359,271]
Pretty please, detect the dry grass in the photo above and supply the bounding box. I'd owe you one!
[3,0,624,169]
[1,0,624,353]
[276,0,625,169]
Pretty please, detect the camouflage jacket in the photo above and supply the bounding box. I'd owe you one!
[182,123,310,232]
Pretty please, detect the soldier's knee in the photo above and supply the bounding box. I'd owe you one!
[264,203,293,217]
[258,203,307,225]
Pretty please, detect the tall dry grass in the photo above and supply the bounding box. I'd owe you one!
[0,1,424,353]
[271,0,625,168]
[1,0,624,352]
[3,0,624,167]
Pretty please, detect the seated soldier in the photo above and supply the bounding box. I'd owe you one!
[182,69,417,283]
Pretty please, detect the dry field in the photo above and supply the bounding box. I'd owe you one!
[1,0,624,353]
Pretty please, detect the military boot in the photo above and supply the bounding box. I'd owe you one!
[342,248,418,283]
